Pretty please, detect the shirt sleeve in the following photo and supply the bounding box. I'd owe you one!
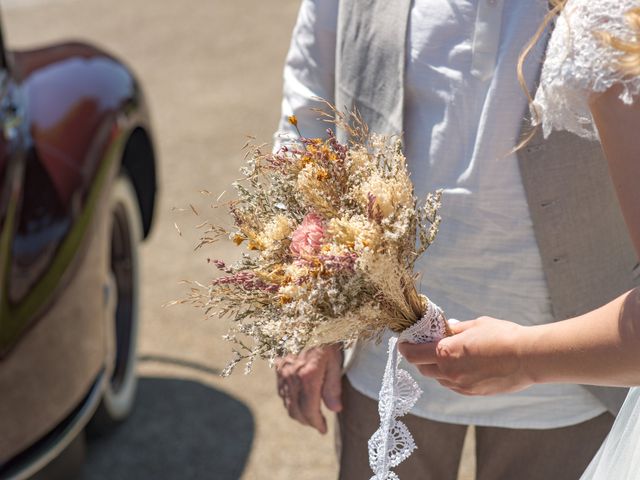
[533,0,640,139]
[274,0,338,149]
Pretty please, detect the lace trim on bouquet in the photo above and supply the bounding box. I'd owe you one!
[368,300,448,480]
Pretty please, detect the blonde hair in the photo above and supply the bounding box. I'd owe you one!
[515,3,640,149]
[597,8,640,77]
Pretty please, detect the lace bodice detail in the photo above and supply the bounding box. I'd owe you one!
[534,0,640,139]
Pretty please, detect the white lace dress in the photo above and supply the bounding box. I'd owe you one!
[533,0,640,478]
[534,0,640,139]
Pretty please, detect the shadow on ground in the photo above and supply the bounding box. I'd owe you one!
[81,376,254,480]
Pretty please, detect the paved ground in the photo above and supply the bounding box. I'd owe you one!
[2,1,474,479]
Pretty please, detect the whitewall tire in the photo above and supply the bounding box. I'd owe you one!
[88,172,142,435]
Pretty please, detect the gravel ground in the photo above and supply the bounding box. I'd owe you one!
[1,1,474,478]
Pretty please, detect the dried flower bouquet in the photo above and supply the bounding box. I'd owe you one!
[181,107,448,377]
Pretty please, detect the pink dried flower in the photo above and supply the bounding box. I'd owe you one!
[290,213,325,257]
[319,252,358,273]
[212,271,278,293]
[326,129,348,160]
[209,258,233,273]
[367,193,383,224]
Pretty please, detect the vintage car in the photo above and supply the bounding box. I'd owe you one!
[0,13,157,480]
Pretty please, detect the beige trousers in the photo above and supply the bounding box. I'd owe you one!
[338,378,614,480]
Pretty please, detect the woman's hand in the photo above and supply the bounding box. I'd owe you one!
[398,317,534,396]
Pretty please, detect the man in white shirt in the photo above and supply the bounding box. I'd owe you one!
[275,0,616,478]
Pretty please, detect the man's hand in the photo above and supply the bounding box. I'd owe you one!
[398,317,533,396]
[275,344,343,434]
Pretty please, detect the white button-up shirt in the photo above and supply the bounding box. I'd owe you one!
[276,0,607,428]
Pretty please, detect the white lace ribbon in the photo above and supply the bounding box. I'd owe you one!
[368,300,449,480]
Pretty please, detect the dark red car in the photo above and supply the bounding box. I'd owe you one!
[0,14,156,479]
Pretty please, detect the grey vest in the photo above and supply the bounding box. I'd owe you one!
[337,0,639,414]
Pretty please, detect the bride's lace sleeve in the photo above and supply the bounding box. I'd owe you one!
[533,0,640,139]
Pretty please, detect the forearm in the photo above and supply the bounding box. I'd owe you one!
[521,288,640,386]
[589,86,640,255]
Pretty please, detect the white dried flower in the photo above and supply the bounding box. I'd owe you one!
[360,173,413,219]
[263,214,294,246]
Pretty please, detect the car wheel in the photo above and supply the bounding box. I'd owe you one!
[87,172,142,436]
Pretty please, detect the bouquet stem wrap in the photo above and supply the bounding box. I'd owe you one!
[368,299,450,480]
